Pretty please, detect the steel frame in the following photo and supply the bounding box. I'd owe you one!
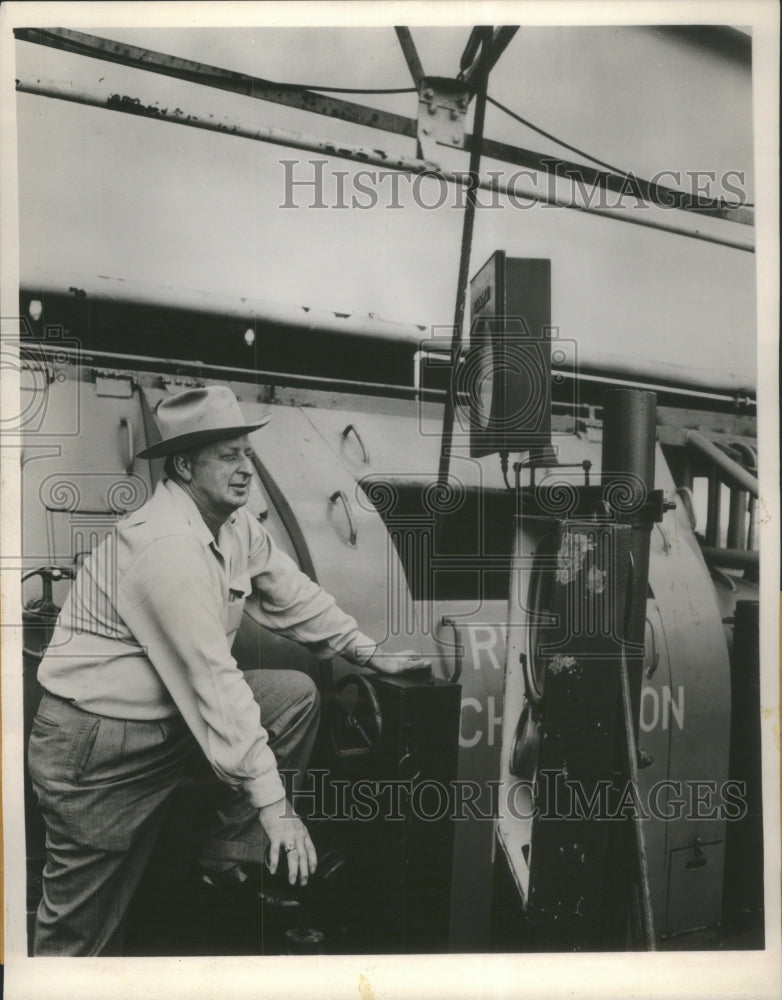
[14,27,754,230]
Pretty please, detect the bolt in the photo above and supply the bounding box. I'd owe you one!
[422,127,431,136]
[449,109,459,121]
[457,96,468,109]
[452,134,461,143]
[428,105,437,115]
[423,88,434,100]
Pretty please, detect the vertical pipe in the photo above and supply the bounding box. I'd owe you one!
[679,452,693,492]
[601,389,657,733]
[747,496,757,550]
[727,490,748,550]
[601,389,659,948]
[601,389,657,497]
[706,471,722,547]
[437,28,494,487]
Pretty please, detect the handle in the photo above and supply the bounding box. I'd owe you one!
[22,565,75,605]
[342,424,370,464]
[654,522,671,555]
[644,615,659,678]
[120,417,134,474]
[22,565,76,660]
[329,490,358,547]
[439,616,464,683]
[675,486,697,532]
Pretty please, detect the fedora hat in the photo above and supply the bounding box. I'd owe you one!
[137,386,271,459]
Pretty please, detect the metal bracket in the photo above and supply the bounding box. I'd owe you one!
[417,76,473,162]
[159,376,205,394]
[92,369,135,397]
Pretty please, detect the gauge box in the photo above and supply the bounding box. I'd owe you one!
[466,252,552,458]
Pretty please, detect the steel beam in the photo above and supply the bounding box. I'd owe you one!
[19,271,758,403]
[438,26,493,486]
[462,26,519,85]
[14,27,418,137]
[14,27,753,227]
[477,135,754,225]
[395,27,425,86]
[15,76,756,254]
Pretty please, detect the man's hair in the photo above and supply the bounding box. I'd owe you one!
[164,448,199,481]
[163,436,248,481]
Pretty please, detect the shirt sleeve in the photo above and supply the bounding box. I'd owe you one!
[247,520,377,665]
[118,534,286,809]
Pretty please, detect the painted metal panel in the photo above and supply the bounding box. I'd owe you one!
[241,402,423,660]
[21,370,152,587]
[646,508,731,936]
[667,841,726,936]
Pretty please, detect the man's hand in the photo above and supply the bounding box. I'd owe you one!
[259,798,317,885]
[366,649,432,675]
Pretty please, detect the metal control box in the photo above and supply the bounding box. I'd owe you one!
[467,252,552,458]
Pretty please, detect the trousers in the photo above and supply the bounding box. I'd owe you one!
[28,668,320,956]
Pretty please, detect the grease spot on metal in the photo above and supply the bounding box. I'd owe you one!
[549,654,577,675]
[556,531,595,584]
[586,565,606,594]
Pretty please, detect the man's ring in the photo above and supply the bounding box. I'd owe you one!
[283,844,297,853]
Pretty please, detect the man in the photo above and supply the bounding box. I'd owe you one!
[28,385,426,956]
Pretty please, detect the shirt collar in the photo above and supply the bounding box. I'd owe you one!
[162,479,230,551]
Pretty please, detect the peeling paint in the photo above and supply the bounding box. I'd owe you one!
[556,531,595,584]
[358,973,375,1000]
[549,654,577,675]
[586,564,606,594]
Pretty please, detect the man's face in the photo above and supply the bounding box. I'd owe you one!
[185,434,255,519]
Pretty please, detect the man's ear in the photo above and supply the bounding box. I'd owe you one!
[172,452,193,482]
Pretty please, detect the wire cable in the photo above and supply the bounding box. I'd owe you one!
[487,93,750,211]
[487,94,631,175]
[261,82,417,95]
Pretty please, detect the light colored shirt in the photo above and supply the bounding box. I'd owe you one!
[38,478,377,808]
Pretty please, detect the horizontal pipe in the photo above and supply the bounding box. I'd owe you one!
[685,430,759,497]
[15,28,753,227]
[19,335,751,413]
[553,369,753,411]
[16,75,755,254]
[699,546,759,570]
[20,342,441,401]
[19,271,757,405]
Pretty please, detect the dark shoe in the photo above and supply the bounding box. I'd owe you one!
[198,864,258,892]
[196,863,302,913]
